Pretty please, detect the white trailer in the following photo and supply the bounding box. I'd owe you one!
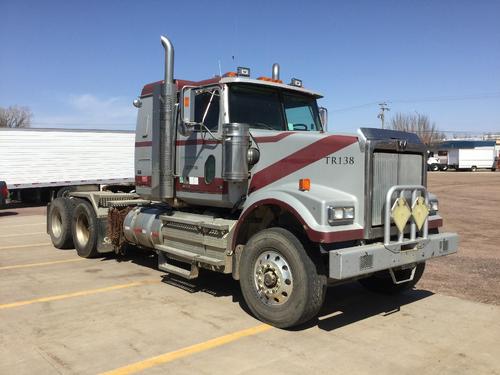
[447,148,496,171]
[0,128,135,202]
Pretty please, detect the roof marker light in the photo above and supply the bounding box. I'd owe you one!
[237,67,251,77]
[290,78,303,87]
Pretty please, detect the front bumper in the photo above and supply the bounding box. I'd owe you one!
[329,232,458,280]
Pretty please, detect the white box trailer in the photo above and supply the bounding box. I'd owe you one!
[447,148,496,171]
[0,128,135,202]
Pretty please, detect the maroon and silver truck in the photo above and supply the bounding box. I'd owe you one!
[46,36,458,328]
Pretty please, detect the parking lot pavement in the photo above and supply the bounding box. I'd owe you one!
[1,207,500,374]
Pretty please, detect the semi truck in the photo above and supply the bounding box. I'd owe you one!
[46,36,459,328]
[0,128,135,203]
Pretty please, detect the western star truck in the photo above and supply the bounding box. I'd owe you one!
[46,36,459,328]
[0,128,135,203]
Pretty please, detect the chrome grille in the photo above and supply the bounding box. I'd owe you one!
[372,152,423,226]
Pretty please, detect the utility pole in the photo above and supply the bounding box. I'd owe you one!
[377,102,390,129]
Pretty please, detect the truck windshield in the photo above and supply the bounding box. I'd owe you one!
[229,84,321,131]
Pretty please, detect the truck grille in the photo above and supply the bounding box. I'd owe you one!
[372,152,423,226]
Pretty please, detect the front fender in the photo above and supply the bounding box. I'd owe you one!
[239,183,363,244]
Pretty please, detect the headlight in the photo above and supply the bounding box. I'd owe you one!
[327,206,355,225]
[429,200,439,214]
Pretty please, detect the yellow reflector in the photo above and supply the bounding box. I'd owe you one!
[391,197,411,233]
[412,196,429,231]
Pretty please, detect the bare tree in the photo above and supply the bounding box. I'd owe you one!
[0,106,32,128]
[390,112,444,146]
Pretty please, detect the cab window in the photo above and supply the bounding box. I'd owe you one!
[194,90,220,131]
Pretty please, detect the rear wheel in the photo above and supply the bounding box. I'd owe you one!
[359,262,426,294]
[72,200,99,258]
[239,227,327,328]
[471,166,477,172]
[56,186,76,198]
[48,197,76,249]
[440,164,448,171]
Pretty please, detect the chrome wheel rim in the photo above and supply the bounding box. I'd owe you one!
[51,210,62,238]
[75,213,90,246]
[253,250,293,306]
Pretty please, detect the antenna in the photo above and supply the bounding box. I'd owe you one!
[218,60,222,77]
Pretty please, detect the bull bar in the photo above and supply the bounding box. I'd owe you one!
[328,185,459,280]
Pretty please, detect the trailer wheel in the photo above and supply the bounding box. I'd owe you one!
[239,227,327,328]
[358,262,426,294]
[440,165,448,171]
[471,166,477,172]
[72,200,99,258]
[48,197,76,249]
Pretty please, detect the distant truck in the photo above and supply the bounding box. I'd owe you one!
[0,128,135,203]
[427,155,448,171]
[447,148,496,172]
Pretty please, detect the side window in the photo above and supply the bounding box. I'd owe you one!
[194,90,220,131]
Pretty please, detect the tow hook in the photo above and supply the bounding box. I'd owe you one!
[389,265,417,284]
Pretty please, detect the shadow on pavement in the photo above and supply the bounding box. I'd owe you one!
[104,250,434,331]
[0,211,19,217]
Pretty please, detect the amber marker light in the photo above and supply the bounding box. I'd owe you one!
[299,178,311,191]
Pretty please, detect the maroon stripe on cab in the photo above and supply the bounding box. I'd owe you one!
[135,141,153,147]
[254,132,296,143]
[176,139,221,146]
[175,177,228,194]
[249,135,358,192]
[231,198,364,250]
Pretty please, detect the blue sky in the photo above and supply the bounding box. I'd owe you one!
[1,0,499,134]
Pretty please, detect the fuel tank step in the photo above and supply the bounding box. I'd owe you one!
[155,244,225,267]
[158,251,199,279]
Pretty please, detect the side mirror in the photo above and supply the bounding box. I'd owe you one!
[319,107,328,131]
[181,87,195,124]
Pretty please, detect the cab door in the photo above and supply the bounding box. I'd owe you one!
[175,86,229,206]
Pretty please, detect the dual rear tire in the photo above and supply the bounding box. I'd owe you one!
[47,198,99,258]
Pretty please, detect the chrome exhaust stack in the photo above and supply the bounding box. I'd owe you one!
[160,36,176,200]
[272,63,280,81]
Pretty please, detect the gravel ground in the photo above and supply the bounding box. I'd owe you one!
[420,171,500,305]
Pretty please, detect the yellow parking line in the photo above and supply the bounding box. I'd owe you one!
[100,324,272,375]
[0,232,46,238]
[0,279,160,310]
[0,258,85,270]
[0,222,45,229]
[0,242,52,250]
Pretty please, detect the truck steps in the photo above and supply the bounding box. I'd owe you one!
[156,245,225,280]
[158,251,199,279]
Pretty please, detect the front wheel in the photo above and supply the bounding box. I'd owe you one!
[359,262,426,294]
[239,228,327,328]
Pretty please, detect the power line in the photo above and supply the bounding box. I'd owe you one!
[330,92,500,113]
